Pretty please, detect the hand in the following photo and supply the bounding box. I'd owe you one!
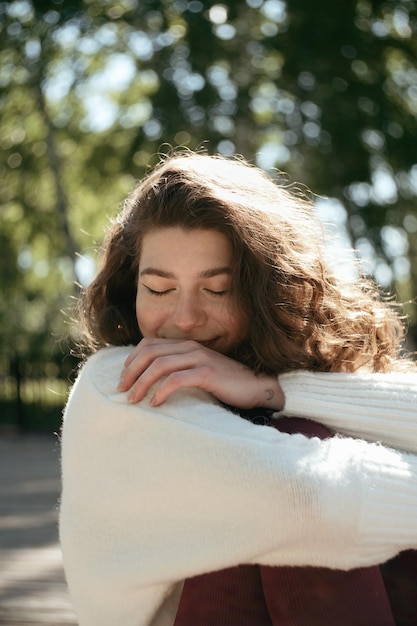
[118,338,285,410]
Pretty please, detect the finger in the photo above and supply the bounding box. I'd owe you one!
[120,341,182,390]
[150,366,212,406]
[123,337,185,368]
[127,353,205,403]
[120,341,206,391]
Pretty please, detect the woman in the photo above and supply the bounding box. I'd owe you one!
[60,151,417,625]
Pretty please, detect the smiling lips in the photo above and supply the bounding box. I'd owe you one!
[200,338,219,349]
[159,337,220,349]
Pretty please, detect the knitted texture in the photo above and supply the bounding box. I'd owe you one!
[60,347,417,625]
[277,370,417,453]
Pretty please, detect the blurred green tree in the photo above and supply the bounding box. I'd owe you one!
[1,0,416,400]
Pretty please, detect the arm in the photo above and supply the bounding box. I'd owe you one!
[277,370,417,453]
[60,347,417,625]
[118,338,417,453]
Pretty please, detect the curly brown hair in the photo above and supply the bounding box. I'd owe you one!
[79,151,414,374]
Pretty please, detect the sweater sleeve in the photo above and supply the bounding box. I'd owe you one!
[60,348,417,626]
[277,370,417,453]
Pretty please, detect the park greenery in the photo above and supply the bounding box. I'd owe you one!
[1,0,416,428]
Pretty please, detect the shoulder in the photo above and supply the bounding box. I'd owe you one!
[69,345,220,419]
[75,346,133,397]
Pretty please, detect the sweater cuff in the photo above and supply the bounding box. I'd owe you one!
[276,370,417,454]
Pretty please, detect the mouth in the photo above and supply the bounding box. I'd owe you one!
[199,338,220,350]
[159,335,222,350]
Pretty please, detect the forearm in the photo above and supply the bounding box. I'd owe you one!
[60,349,417,623]
[278,370,417,453]
[61,367,417,575]
[61,388,417,579]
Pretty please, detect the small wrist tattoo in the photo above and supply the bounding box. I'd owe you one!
[265,388,274,401]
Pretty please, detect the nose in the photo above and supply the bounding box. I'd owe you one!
[173,294,206,333]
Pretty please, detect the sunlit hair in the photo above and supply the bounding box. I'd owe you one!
[80,150,414,373]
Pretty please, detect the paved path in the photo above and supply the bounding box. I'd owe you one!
[0,434,77,625]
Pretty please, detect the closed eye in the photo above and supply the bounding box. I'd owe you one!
[205,289,228,297]
[144,285,173,296]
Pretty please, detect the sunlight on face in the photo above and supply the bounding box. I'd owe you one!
[136,227,248,354]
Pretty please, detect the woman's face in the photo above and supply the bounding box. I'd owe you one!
[136,227,248,354]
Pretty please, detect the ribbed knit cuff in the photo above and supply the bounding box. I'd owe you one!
[276,370,417,454]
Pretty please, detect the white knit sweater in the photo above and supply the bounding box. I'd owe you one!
[60,346,417,626]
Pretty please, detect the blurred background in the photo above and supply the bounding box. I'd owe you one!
[1,0,416,434]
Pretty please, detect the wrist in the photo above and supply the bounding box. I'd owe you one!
[255,375,285,410]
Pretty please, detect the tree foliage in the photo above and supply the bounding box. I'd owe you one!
[1,0,416,374]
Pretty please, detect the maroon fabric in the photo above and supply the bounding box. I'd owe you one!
[175,561,395,626]
[261,564,394,626]
[174,417,401,625]
[381,550,417,625]
[174,565,273,626]
[277,419,417,625]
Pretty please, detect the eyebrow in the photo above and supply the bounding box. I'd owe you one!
[140,267,232,279]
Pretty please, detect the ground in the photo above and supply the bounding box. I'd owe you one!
[0,433,77,625]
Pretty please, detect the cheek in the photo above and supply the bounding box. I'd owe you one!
[136,299,157,335]
[234,304,250,340]
[234,317,249,342]
[222,304,248,340]
[136,296,172,337]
